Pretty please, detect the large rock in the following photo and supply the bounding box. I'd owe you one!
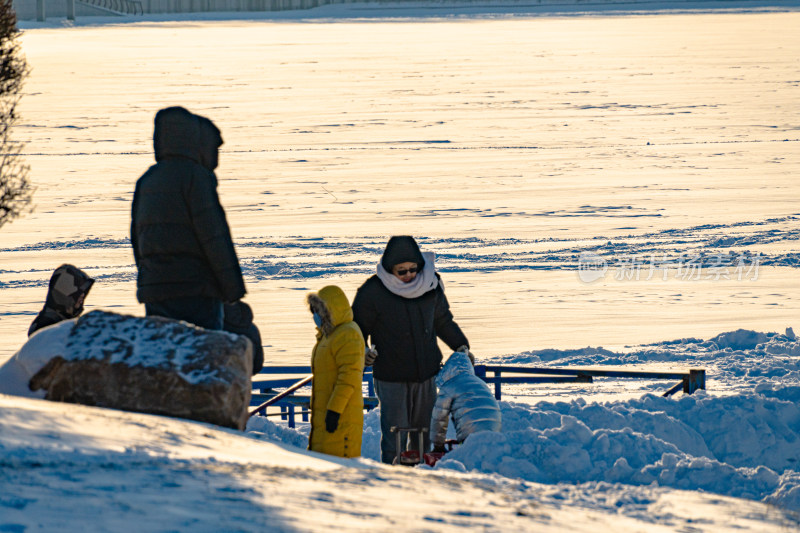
[29,310,252,430]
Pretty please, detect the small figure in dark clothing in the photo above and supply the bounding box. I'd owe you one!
[223,301,264,375]
[131,106,246,330]
[28,264,94,337]
[352,235,471,464]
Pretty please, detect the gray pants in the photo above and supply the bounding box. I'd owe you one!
[373,376,437,464]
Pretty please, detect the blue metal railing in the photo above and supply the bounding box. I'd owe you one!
[250,366,376,428]
[473,365,706,400]
[250,364,705,428]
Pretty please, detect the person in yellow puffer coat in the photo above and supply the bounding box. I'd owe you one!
[307,286,365,458]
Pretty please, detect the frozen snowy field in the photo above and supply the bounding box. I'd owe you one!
[1,2,799,530]
[2,2,799,362]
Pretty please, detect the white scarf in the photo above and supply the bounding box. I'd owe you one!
[376,251,439,299]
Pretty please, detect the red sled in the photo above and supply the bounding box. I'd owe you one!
[390,426,458,467]
[423,440,458,466]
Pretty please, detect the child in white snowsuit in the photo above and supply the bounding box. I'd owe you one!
[429,350,502,452]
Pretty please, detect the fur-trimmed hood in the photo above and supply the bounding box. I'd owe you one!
[307,286,353,337]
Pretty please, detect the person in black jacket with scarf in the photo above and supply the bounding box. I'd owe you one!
[352,235,470,464]
[131,106,246,330]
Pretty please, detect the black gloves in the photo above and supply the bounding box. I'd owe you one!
[325,410,340,433]
[432,444,446,453]
[364,345,378,366]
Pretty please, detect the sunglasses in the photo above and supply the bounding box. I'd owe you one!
[395,267,419,276]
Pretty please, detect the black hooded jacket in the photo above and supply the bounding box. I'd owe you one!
[352,238,468,383]
[352,274,467,383]
[131,107,246,304]
[28,264,94,337]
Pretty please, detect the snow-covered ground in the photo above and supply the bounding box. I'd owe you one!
[1,1,799,530]
[2,329,800,531]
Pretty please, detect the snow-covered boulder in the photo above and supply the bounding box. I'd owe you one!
[28,310,252,430]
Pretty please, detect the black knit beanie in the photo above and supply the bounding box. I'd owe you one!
[381,236,425,272]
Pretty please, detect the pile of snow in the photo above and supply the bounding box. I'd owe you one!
[249,388,800,512]
[12,394,795,532]
[248,329,800,513]
[437,389,800,511]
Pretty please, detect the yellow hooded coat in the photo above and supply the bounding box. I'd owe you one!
[307,286,365,458]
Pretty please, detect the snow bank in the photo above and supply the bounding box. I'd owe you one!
[248,329,800,512]
[249,388,800,511]
[11,396,795,532]
[436,390,800,509]
[248,388,800,511]
[446,329,800,511]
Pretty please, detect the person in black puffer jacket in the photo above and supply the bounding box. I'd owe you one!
[352,235,470,464]
[131,106,246,330]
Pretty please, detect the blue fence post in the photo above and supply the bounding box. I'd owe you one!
[685,369,706,394]
[366,370,374,397]
[280,404,288,421]
[474,365,501,399]
[287,403,296,429]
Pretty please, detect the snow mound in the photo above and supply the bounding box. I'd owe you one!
[249,328,800,513]
[435,390,800,510]
[711,329,768,350]
[249,387,800,512]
